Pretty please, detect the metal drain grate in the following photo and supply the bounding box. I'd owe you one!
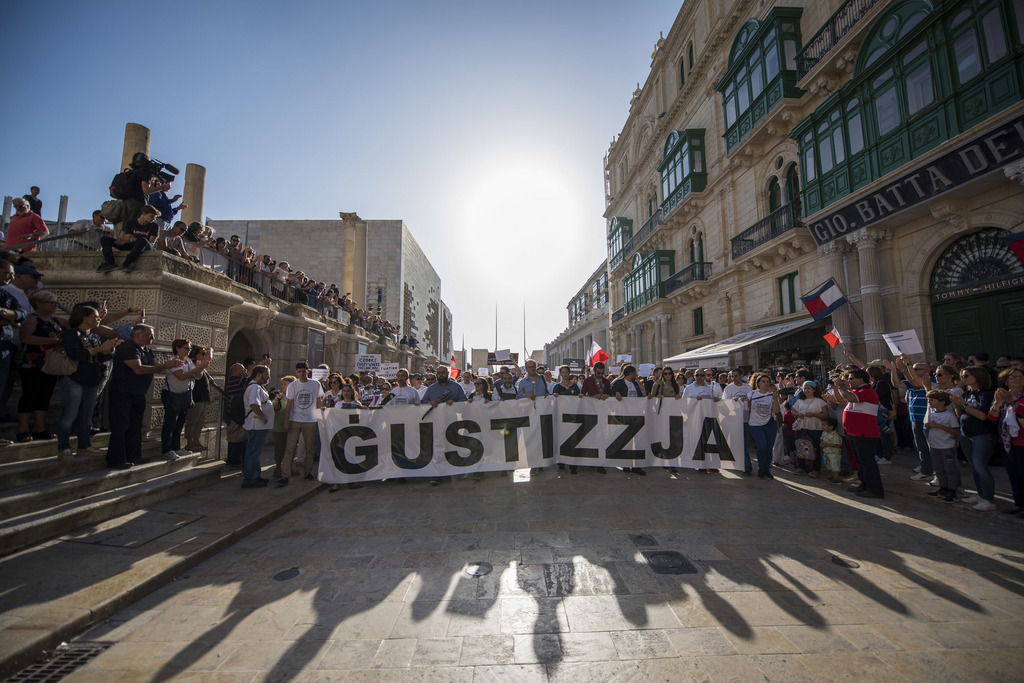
[273,567,301,581]
[641,551,699,575]
[8,642,112,682]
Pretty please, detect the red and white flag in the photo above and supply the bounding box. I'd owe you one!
[823,327,843,348]
[587,341,610,367]
[449,353,460,380]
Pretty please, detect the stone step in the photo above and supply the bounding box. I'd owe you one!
[0,460,225,557]
[0,453,203,519]
[0,423,222,466]
[0,437,166,489]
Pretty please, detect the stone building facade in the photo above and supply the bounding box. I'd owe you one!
[209,216,451,359]
[601,0,1024,372]
[544,260,610,368]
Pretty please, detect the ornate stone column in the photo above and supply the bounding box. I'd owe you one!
[181,163,205,227]
[659,315,672,362]
[120,122,150,172]
[339,212,361,303]
[846,228,891,361]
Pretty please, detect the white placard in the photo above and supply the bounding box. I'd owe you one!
[638,363,656,377]
[882,330,924,356]
[494,348,512,363]
[477,368,490,376]
[309,368,329,382]
[354,354,381,372]
[617,354,633,363]
[379,363,399,380]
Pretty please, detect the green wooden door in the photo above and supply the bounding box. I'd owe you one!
[932,290,1024,359]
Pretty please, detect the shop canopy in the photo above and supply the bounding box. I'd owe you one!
[662,317,817,368]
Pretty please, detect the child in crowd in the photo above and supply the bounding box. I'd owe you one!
[925,390,962,502]
[820,417,843,484]
[781,402,797,466]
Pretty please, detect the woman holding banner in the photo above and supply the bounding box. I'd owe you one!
[748,373,781,480]
[650,366,681,398]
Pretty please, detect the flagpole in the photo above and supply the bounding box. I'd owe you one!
[461,334,465,373]
[523,301,527,368]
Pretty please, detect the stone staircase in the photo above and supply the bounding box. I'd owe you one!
[0,430,225,557]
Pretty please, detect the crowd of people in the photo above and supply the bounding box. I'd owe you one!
[218,351,1024,515]
[2,178,402,341]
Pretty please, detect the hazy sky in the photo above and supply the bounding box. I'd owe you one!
[1,0,681,356]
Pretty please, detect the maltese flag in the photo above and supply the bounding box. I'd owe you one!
[587,341,610,367]
[449,353,460,380]
[800,279,848,321]
[823,327,843,348]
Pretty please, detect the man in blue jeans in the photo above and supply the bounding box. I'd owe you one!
[891,356,934,481]
[242,365,274,488]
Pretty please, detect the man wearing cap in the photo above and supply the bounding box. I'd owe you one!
[410,372,427,401]
[421,366,466,485]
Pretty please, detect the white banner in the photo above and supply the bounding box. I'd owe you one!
[355,354,381,372]
[316,397,744,484]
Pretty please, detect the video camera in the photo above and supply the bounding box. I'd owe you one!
[130,152,179,184]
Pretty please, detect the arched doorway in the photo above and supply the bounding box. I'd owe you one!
[225,329,266,377]
[930,228,1024,358]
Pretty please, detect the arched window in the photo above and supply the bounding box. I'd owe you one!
[768,177,782,213]
[679,58,686,89]
[785,163,800,209]
[658,129,707,216]
[689,233,705,263]
[930,228,1024,293]
[688,42,694,69]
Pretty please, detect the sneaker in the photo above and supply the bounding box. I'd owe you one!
[927,488,946,498]
[275,477,289,487]
[972,499,996,511]
[912,465,922,474]
[910,473,930,481]
[77,447,104,456]
[876,458,892,465]
[96,261,119,273]
[163,451,180,461]
[929,476,939,486]
[57,448,74,464]
[121,262,135,272]
[174,449,192,456]
[943,492,959,503]
[960,494,980,505]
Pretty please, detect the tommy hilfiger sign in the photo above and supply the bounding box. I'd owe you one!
[807,114,1024,246]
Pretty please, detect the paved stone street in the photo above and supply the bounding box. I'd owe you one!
[66,461,1024,681]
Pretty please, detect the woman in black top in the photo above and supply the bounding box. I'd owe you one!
[467,378,492,402]
[17,291,66,442]
[185,346,212,452]
[951,366,997,510]
[56,305,120,460]
[552,365,581,396]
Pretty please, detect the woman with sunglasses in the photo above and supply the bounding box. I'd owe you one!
[650,365,681,399]
[990,367,1024,516]
[951,367,997,510]
[467,377,492,403]
[322,374,345,408]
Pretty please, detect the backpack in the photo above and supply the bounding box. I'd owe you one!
[227,380,254,424]
[109,171,135,200]
[100,199,122,223]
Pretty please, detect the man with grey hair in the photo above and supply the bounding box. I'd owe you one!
[7,197,49,251]
[106,325,184,469]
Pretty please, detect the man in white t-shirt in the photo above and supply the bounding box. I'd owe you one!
[388,369,421,405]
[682,368,724,400]
[277,361,324,486]
[242,365,274,488]
[458,371,475,397]
[722,369,754,475]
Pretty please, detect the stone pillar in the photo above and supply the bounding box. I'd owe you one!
[847,228,890,361]
[660,315,671,362]
[120,122,150,171]
[820,240,853,364]
[339,212,361,301]
[181,163,206,227]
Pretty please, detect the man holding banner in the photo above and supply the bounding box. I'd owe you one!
[421,366,467,486]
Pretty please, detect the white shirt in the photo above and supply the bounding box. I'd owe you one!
[389,385,420,405]
[722,382,752,419]
[459,381,475,395]
[682,382,723,400]
[164,357,195,393]
[415,385,428,400]
[748,391,775,426]
[243,382,274,431]
[285,378,323,422]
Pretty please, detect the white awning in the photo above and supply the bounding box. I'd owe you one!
[662,318,818,367]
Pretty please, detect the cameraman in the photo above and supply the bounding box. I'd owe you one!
[117,160,162,234]
[97,205,160,273]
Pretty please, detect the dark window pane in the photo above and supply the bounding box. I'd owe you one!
[848,112,864,154]
[906,61,933,115]
[983,9,1008,61]
[954,30,982,82]
[876,87,900,135]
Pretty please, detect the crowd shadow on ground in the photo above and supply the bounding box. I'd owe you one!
[70,466,1024,680]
